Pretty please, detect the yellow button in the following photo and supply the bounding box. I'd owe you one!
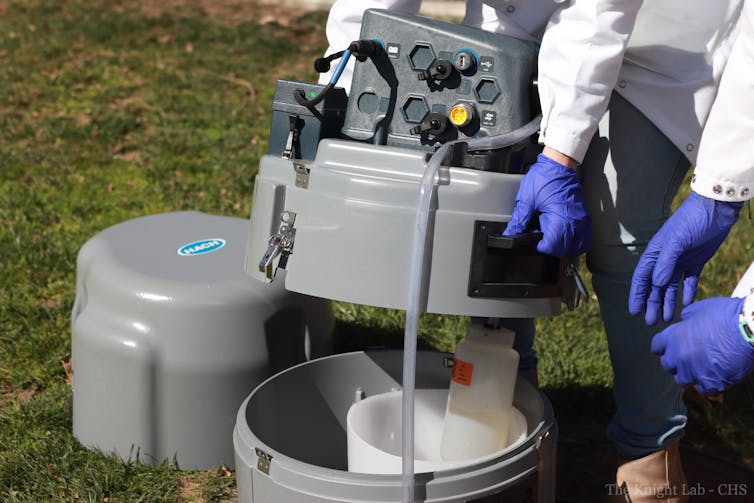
[449,103,473,127]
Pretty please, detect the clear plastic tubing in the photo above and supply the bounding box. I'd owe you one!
[401,115,541,502]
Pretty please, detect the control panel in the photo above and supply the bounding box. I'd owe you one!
[342,9,540,152]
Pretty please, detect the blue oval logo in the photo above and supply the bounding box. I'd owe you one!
[177,238,227,257]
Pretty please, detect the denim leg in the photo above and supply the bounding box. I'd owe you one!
[501,318,537,376]
[470,317,537,376]
[581,92,690,459]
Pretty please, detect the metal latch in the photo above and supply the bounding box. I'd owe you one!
[282,115,301,160]
[293,162,310,189]
[258,211,296,280]
[562,262,589,310]
[255,447,273,475]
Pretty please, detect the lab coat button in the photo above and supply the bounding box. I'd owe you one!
[686,143,695,152]
[713,185,723,194]
[506,5,515,13]
[742,187,750,197]
[726,187,735,196]
[618,80,627,88]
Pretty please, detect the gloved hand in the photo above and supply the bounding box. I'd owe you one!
[651,296,754,395]
[629,191,743,325]
[503,153,591,257]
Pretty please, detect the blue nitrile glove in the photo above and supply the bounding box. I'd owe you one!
[651,297,754,396]
[629,191,743,326]
[503,153,591,257]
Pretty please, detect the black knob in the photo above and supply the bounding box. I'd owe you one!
[313,58,331,73]
[409,113,448,136]
[417,59,454,81]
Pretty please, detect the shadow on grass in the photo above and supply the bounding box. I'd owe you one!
[545,383,754,502]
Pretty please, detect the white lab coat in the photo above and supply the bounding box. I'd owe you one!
[691,0,754,203]
[706,1,754,328]
[319,0,742,164]
[735,260,754,328]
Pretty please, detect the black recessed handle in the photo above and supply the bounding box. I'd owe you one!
[487,231,543,250]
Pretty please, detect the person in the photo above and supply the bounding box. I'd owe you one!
[631,1,754,397]
[319,0,743,500]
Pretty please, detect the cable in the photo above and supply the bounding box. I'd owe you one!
[313,50,346,73]
[329,49,352,85]
[294,39,382,109]
[294,50,352,108]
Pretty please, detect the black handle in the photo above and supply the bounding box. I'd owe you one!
[487,231,542,250]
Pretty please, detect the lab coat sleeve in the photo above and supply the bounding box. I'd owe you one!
[744,293,754,333]
[318,0,422,91]
[537,0,644,164]
[733,261,754,331]
[691,1,754,203]
[733,261,754,299]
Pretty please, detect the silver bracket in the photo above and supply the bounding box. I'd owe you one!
[282,114,300,160]
[258,211,297,280]
[255,447,273,475]
[282,134,294,160]
[293,162,310,189]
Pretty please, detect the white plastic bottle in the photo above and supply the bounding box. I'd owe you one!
[440,323,519,461]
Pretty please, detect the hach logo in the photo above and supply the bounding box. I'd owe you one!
[177,238,227,257]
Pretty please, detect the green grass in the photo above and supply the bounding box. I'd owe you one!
[2,1,754,501]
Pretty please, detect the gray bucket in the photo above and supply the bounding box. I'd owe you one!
[234,350,556,502]
[71,212,334,470]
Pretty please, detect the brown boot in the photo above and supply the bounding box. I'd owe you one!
[614,441,688,502]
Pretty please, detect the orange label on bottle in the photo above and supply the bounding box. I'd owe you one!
[451,358,474,386]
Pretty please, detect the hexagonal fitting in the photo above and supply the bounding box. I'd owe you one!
[401,95,429,124]
[409,44,435,70]
[474,78,501,104]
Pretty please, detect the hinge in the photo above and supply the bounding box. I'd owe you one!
[255,447,273,475]
[293,162,310,189]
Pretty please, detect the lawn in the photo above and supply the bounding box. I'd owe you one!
[2,1,754,501]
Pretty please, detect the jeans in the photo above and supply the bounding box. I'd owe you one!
[582,92,689,459]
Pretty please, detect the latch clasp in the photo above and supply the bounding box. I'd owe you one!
[258,211,297,280]
[282,115,301,160]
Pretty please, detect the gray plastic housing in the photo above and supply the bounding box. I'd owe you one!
[234,350,557,502]
[268,80,348,160]
[246,140,561,317]
[342,9,539,150]
[72,212,334,469]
